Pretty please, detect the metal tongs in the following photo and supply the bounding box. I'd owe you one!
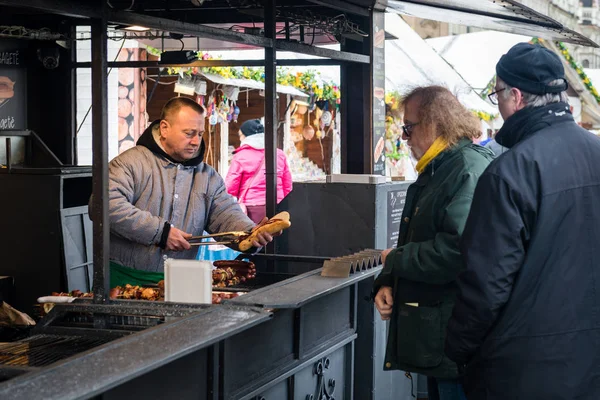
[187,230,250,246]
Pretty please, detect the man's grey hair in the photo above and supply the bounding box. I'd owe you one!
[500,78,569,107]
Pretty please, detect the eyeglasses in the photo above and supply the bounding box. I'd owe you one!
[402,122,420,137]
[488,88,506,105]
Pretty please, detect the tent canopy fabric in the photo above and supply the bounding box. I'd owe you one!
[427,31,600,127]
[427,31,531,91]
[384,13,497,115]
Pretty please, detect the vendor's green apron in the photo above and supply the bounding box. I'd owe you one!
[110,261,164,288]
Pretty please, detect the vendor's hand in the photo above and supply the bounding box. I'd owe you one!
[166,226,192,251]
[381,248,393,265]
[250,217,282,248]
[374,286,394,320]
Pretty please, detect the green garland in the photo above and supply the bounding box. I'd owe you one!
[480,75,496,99]
[531,37,600,104]
[470,109,496,122]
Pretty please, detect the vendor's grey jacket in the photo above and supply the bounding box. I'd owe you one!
[91,121,254,272]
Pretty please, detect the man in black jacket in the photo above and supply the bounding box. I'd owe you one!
[446,42,600,399]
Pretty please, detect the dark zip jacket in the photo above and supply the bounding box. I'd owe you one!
[446,102,600,399]
[373,138,493,378]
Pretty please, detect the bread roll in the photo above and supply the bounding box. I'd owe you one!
[238,212,291,251]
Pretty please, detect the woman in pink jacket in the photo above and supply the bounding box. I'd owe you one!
[225,119,293,223]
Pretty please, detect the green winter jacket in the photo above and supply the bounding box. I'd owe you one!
[373,138,493,379]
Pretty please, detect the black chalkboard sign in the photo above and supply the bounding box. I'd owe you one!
[0,45,26,130]
[387,189,407,248]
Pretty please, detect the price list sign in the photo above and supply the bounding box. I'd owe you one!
[0,43,26,130]
[387,189,407,249]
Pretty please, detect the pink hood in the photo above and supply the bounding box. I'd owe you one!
[225,143,293,206]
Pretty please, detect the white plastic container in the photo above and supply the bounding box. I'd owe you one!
[164,259,212,304]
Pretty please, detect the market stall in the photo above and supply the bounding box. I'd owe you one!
[0,1,597,400]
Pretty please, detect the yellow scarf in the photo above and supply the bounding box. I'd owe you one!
[415,136,448,174]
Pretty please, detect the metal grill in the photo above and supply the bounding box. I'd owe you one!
[54,312,164,331]
[0,334,113,367]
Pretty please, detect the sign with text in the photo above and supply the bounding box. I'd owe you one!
[387,189,407,248]
[0,46,26,130]
[371,10,385,175]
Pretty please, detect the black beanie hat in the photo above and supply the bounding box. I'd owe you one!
[240,119,264,137]
[496,43,568,95]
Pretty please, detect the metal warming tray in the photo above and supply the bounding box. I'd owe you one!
[0,300,212,382]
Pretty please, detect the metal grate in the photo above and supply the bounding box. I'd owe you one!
[0,334,113,367]
[54,312,164,331]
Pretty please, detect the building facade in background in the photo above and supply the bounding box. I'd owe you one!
[579,0,600,68]
[405,1,600,66]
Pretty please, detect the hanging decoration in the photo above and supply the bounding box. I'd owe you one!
[321,106,333,127]
[471,110,496,122]
[150,47,342,107]
[384,91,401,112]
[479,75,496,100]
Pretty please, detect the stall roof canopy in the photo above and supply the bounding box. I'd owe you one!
[0,0,596,52]
[191,16,496,115]
[427,31,530,91]
[384,14,497,115]
[200,73,309,98]
[385,0,597,48]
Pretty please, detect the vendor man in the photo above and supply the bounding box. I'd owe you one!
[101,97,272,283]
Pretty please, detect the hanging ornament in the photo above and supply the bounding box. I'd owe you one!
[233,105,240,122]
[321,102,332,126]
[219,94,230,113]
[227,103,234,122]
[321,110,332,126]
[209,111,218,125]
[303,125,315,141]
[209,95,218,125]
[313,107,322,128]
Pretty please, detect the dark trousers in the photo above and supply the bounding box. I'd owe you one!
[427,377,467,400]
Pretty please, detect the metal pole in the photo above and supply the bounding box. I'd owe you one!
[264,0,277,232]
[70,23,78,165]
[340,15,370,174]
[5,138,11,173]
[91,6,110,304]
